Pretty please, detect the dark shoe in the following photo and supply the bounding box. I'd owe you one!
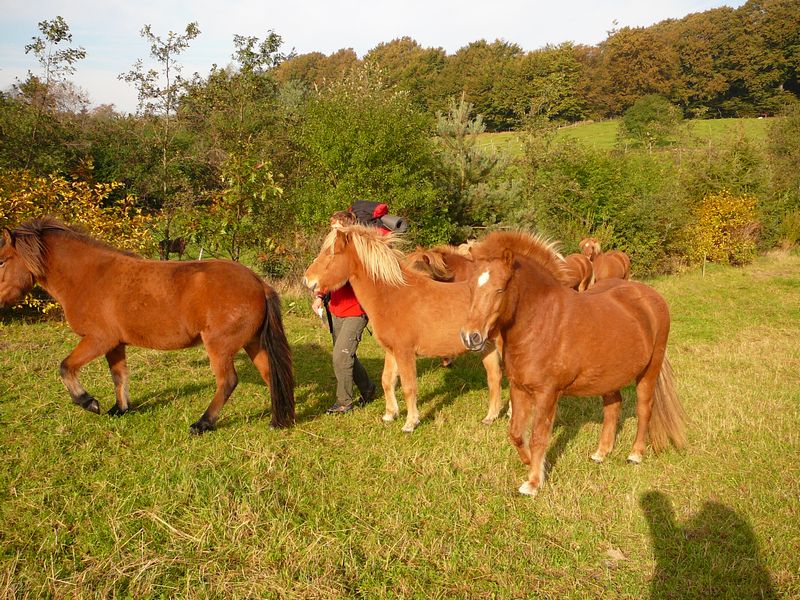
[326,402,354,414]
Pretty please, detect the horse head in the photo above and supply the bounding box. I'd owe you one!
[460,248,515,352]
[0,228,37,309]
[302,228,353,295]
[579,237,602,260]
[303,225,405,295]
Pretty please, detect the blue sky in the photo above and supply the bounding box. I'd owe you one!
[0,0,746,114]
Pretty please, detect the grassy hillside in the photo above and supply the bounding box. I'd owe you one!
[477,117,772,154]
[1,252,799,597]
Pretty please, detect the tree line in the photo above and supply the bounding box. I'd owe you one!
[1,0,799,296]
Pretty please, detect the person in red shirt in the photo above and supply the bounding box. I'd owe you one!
[312,210,387,413]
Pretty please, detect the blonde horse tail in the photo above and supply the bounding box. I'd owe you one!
[649,355,687,452]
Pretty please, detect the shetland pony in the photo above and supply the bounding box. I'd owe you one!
[461,231,686,496]
[579,237,631,281]
[302,226,504,431]
[0,218,295,433]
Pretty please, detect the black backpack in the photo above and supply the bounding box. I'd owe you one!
[349,200,408,233]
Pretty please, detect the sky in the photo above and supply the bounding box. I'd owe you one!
[0,0,747,114]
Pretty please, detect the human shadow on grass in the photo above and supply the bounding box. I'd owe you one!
[640,490,777,599]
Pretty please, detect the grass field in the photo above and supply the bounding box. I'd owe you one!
[1,252,799,598]
[476,117,771,154]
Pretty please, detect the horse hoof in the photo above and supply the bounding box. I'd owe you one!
[627,453,642,464]
[481,416,497,426]
[382,412,397,422]
[518,481,539,497]
[401,420,419,433]
[591,452,605,463]
[107,405,128,417]
[77,394,100,414]
[190,419,214,435]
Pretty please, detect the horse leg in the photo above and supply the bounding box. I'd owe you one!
[480,348,503,425]
[244,339,271,387]
[191,348,238,435]
[394,349,419,432]
[381,351,400,422]
[60,337,113,414]
[591,391,622,463]
[508,383,532,466]
[105,344,130,416]
[520,390,559,497]
[629,367,659,464]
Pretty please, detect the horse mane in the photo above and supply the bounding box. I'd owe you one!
[405,244,470,281]
[11,217,139,277]
[470,230,571,285]
[321,224,407,287]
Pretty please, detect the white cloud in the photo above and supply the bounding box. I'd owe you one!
[0,0,746,113]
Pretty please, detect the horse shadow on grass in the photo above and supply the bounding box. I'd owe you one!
[640,490,777,599]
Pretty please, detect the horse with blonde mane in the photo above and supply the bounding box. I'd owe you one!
[579,237,631,281]
[303,225,504,431]
[406,244,475,282]
[563,253,595,291]
[0,218,295,433]
[460,230,686,496]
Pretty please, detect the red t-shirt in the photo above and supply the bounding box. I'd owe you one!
[327,225,390,318]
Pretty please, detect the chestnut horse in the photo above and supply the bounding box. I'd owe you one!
[0,218,295,433]
[406,244,475,282]
[460,231,686,496]
[563,253,595,291]
[579,237,631,281]
[303,225,504,431]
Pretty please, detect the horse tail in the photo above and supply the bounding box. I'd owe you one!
[649,355,687,452]
[261,285,295,428]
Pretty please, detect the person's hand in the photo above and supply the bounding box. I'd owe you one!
[312,296,324,318]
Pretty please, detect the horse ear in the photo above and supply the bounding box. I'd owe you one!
[501,248,514,268]
[332,229,348,253]
[2,228,12,247]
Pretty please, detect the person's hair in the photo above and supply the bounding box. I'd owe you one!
[331,211,357,226]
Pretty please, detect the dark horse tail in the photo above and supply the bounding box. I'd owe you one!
[649,355,687,452]
[261,286,295,427]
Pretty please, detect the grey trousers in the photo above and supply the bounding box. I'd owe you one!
[331,313,374,405]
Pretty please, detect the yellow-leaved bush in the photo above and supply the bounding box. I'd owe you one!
[0,168,154,314]
[685,190,760,266]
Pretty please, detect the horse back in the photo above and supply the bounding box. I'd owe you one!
[84,258,266,350]
[593,251,631,281]
[504,277,669,396]
[360,272,473,358]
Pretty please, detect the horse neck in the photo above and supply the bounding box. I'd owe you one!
[498,258,565,338]
[38,235,111,301]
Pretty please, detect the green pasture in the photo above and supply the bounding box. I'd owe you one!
[477,117,771,154]
[1,252,799,598]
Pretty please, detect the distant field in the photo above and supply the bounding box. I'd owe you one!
[477,117,772,154]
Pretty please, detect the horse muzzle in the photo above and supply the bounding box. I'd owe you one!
[460,329,486,352]
[302,276,317,293]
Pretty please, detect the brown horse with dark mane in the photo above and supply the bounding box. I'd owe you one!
[0,218,295,433]
[579,236,631,281]
[460,231,686,496]
[303,225,504,431]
